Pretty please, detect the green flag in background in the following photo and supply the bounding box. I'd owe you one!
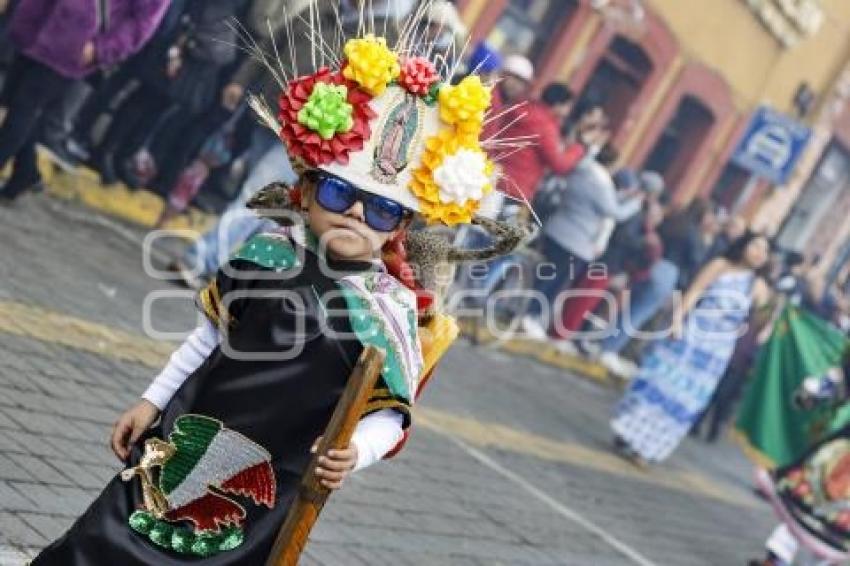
[735,305,849,468]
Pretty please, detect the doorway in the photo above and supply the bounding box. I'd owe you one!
[570,36,653,136]
[643,95,715,191]
[777,142,850,253]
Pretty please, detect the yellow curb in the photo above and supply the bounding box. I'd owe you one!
[0,300,174,368]
[535,343,611,382]
[35,151,217,237]
[457,318,613,385]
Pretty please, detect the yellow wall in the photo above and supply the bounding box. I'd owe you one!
[458,0,489,28]
[760,0,850,110]
[462,0,850,116]
[644,0,850,114]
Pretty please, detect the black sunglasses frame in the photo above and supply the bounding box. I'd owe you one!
[306,171,413,232]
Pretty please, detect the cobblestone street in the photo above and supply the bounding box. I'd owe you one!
[0,193,777,565]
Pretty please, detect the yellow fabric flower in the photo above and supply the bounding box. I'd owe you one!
[342,34,400,96]
[409,129,493,226]
[438,75,491,133]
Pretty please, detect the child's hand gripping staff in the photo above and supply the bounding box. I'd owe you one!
[266,346,385,566]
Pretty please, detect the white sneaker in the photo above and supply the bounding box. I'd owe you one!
[599,351,638,380]
[553,340,578,355]
[520,315,549,341]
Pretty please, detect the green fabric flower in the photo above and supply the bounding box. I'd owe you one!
[297,83,354,140]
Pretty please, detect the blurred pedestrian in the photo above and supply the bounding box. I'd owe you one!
[484,53,533,141]
[38,81,93,170]
[611,232,771,466]
[754,350,850,565]
[659,198,717,288]
[521,144,643,340]
[154,0,311,219]
[552,168,657,347]
[0,0,169,201]
[66,0,191,168]
[99,0,248,189]
[595,259,680,379]
[574,171,668,363]
[690,294,775,443]
[707,213,747,261]
[0,0,18,95]
[154,103,250,228]
[496,79,598,204]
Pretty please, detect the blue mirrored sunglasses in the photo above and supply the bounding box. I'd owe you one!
[312,173,411,232]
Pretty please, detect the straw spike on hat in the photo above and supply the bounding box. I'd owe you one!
[246,0,526,227]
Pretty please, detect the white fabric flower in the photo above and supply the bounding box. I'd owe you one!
[432,149,489,205]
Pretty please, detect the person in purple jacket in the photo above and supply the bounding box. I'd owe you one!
[0,0,169,202]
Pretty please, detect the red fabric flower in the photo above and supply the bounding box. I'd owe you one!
[278,67,376,167]
[398,57,439,96]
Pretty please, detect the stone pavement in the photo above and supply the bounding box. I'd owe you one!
[0,193,779,565]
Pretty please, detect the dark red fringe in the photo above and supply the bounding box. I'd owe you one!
[220,462,276,508]
[165,492,245,532]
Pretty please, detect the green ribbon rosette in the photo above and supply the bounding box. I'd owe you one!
[297,83,355,140]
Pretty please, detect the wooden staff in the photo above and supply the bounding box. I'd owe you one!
[265,346,386,566]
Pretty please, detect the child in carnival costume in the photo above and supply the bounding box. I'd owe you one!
[754,348,850,565]
[32,14,524,566]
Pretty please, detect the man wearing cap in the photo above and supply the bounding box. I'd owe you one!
[488,56,606,205]
[595,170,666,284]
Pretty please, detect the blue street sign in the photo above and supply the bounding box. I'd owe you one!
[731,106,812,185]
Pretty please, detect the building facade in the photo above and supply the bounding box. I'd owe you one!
[458,0,850,272]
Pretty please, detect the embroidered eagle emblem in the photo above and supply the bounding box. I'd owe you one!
[122,414,276,556]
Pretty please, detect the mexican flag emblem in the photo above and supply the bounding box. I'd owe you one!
[122,414,277,557]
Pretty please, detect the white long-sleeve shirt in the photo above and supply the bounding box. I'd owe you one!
[142,320,404,472]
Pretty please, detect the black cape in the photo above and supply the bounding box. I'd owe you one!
[33,234,408,565]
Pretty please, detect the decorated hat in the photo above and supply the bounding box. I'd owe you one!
[250,24,496,226]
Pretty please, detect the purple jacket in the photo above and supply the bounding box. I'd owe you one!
[9,0,170,79]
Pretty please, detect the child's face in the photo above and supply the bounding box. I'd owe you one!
[302,180,408,261]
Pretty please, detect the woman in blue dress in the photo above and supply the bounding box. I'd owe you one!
[611,231,771,465]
